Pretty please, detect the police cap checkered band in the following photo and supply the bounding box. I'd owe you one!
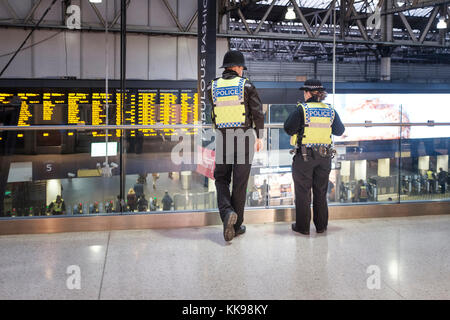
[299,79,326,91]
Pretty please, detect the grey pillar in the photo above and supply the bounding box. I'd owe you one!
[380,56,391,81]
[383,0,393,42]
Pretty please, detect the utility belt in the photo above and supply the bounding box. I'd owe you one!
[290,145,336,161]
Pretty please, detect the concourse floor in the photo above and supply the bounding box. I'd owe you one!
[0,215,449,300]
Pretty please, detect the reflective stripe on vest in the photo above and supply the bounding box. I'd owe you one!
[211,77,246,128]
[52,200,63,212]
[290,102,334,147]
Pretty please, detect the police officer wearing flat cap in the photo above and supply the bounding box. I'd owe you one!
[207,50,264,242]
[284,79,345,235]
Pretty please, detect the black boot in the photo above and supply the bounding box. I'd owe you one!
[223,211,237,242]
[291,223,309,235]
[316,227,327,233]
[234,225,246,236]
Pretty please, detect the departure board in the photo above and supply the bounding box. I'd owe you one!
[41,92,65,124]
[0,93,13,104]
[17,92,40,126]
[0,88,199,136]
[159,89,179,135]
[138,89,158,137]
[68,92,89,125]
[180,89,198,134]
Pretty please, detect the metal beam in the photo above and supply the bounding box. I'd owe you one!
[0,22,448,48]
[289,0,313,38]
[399,11,418,43]
[24,0,43,23]
[185,10,198,32]
[419,6,439,43]
[351,0,450,20]
[1,0,18,20]
[237,8,252,34]
[161,0,184,32]
[314,1,335,38]
[89,2,106,28]
[345,0,356,19]
[350,3,370,41]
[254,0,276,34]
[109,0,131,28]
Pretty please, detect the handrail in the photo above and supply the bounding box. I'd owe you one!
[0,122,449,131]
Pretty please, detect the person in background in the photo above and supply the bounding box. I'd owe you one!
[438,168,448,194]
[127,188,137,212]
[74,203,83,214]
[48,195,66,215]
[353,179,369,202]
[162,191,173,211]
[327,180,335,202]
[90,202,100,214]
[152,173,160,190]
[115,195,124,213]
[150,197,159,211]
[260,179,269,206]
[134,177,144,199]
[137,194,148,212]
[105,200,114,213]
[426,168,436,193]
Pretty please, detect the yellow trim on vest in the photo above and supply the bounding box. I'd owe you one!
[212,77,246,128]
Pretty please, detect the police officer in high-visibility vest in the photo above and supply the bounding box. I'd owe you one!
[48,195,66,215]
[426,169,436,193]
[284,79,345,235]
[207,50,264,242]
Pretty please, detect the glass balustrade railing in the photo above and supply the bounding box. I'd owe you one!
[0,103,449,219]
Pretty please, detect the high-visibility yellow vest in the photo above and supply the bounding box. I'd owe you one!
[360,185,368,198]
[211,77,246,128]
[52,200,64,213]
[427,171,434,180]
[290,102,335,147]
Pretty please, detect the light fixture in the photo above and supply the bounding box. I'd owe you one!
[89,0,102,3]
[285,6,296,20]
[437,17,447,30]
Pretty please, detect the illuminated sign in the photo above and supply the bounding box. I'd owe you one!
[1,89,199,136]
[91,142,118,157]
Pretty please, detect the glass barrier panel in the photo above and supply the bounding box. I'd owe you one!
[123,127,217,213]
[265,124,403,207]
[0,126,120,218]
[399,126,450,202]
[1,122,448,219]
[332,126,401,204]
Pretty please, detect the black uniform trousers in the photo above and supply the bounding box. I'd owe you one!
[292,149,331,232]
[214,129,255,230]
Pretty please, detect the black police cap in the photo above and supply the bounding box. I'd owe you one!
[220,50,247,70]
[299,79,326,91]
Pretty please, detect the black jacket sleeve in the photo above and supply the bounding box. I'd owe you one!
[332,111,345,136]
[244,80,265,139]
[283,107,304,136]
[206,81,215,126]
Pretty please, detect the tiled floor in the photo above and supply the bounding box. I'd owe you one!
[0,215,449,300]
